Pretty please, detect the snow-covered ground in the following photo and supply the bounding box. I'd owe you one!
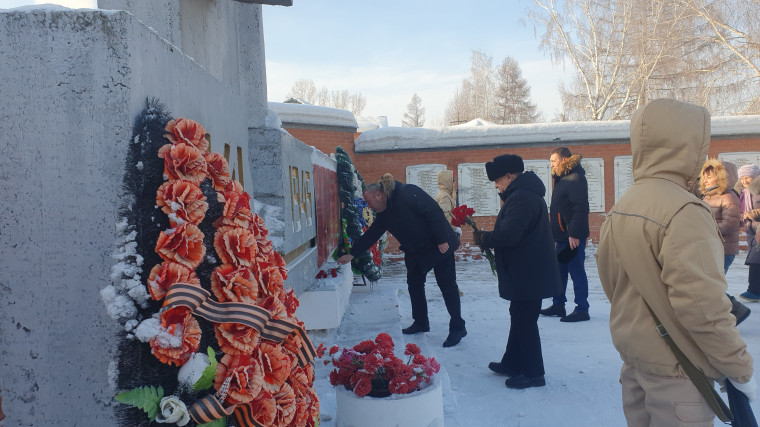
[309,247,760,427]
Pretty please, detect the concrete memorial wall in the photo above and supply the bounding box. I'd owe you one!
[312,152,340,267]
[0,2,330,425]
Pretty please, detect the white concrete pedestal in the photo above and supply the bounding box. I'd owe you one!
[335,377,443,427]
[295,263,353,330]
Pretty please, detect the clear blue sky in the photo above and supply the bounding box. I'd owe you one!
[263,0,564,125]
[3,0,565,126]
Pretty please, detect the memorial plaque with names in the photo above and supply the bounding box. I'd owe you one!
[582,158,605,212]
[457,163,501,216]
[717,152,760,170]
[406,164,446,198]
[523,159,552,206]
[614,156,633,203]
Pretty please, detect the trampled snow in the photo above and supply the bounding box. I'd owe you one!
[309,248,760,427]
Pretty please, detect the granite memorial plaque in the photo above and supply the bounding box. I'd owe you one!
[457,163,500,216]
[717,152,760,170]
[614,156,633,203]
[523,159,552,206]
[406,164,447,198]
[582,158,605,212]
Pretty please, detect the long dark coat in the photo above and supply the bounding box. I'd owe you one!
[481,171,562,301]
[550,154,590,242]
[351,180,459,271]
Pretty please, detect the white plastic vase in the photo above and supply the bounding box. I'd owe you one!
[335,377,444,427]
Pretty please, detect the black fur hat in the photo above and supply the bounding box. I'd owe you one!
[486,154,524,181]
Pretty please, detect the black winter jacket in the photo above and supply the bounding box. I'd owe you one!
[351,181,459,271]
[550,154,590,242]
[480,171,562,301]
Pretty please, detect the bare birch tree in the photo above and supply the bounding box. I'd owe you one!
[286,79,367,115]
[286,79,318,103]
[531,0,760,119]
[402,93,426,127]
[679,0,760,113]
[444,50,496,125]
[530,0,640,120]
[444,87,474,126]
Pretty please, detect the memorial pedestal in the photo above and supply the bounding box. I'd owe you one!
[335,377,444,427]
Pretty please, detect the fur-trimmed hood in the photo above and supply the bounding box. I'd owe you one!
[699,158,729,195]
[552,154,583,178]
[379,173,396,198]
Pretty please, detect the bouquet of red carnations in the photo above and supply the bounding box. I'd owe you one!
[451,205,497,275]
[317,333,440,398]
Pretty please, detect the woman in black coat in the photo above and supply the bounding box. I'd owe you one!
[473,154,562,389]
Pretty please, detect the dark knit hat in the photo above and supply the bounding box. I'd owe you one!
[486,154,524,181]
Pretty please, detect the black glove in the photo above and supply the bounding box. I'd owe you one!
[472,229,485,250]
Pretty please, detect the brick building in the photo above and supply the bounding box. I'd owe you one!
[270,102,760,256]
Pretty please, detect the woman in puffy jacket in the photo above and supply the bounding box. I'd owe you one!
[700,159,750,324]
[738,163,760,302]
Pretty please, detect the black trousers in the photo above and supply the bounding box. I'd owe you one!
[748,263,760,294]
[500,299,545,378]
[405,250,465,332]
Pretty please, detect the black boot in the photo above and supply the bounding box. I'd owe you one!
[488,362,519,377]
[540,304,566,317]
[443,328,467,347]
[402,322,430,335]
[505,375,546,389]
[730,295,751,326]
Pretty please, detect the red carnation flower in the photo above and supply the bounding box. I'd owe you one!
[404,343,421,356]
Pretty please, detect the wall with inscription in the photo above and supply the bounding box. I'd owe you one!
[582,158,605,212]
[406,164,447,197]
[524,160,552,206]
[250,128,317,295]
[718,152,760,170]
[313,159,340,267]
[613,156,633,203]
[457,163,501,216]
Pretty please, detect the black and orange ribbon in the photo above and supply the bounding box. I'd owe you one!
[164,282,317,425]
[164,283,316,366]
[188,394,270,427]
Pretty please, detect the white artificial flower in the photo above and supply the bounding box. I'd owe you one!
[155,396,190,426]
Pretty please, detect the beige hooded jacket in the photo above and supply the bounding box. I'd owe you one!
[434,170,457,231]
[596,99,753,382]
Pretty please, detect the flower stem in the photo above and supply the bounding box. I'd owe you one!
[465,217,497,275]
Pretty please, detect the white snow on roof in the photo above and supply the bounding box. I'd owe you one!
[356,115,388,133]
[311,146,337,171]
[355,115,760,152]
[1,4,99,12]
[456,118,498,127]
[268,102,358,129]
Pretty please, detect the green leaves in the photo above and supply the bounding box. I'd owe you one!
[115,385,164,421]
[193,346,218,391]
[198,418,227,427]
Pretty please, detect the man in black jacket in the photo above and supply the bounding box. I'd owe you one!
[540,147,591,322]
[337,173,467,347]
[473,154,562,389]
